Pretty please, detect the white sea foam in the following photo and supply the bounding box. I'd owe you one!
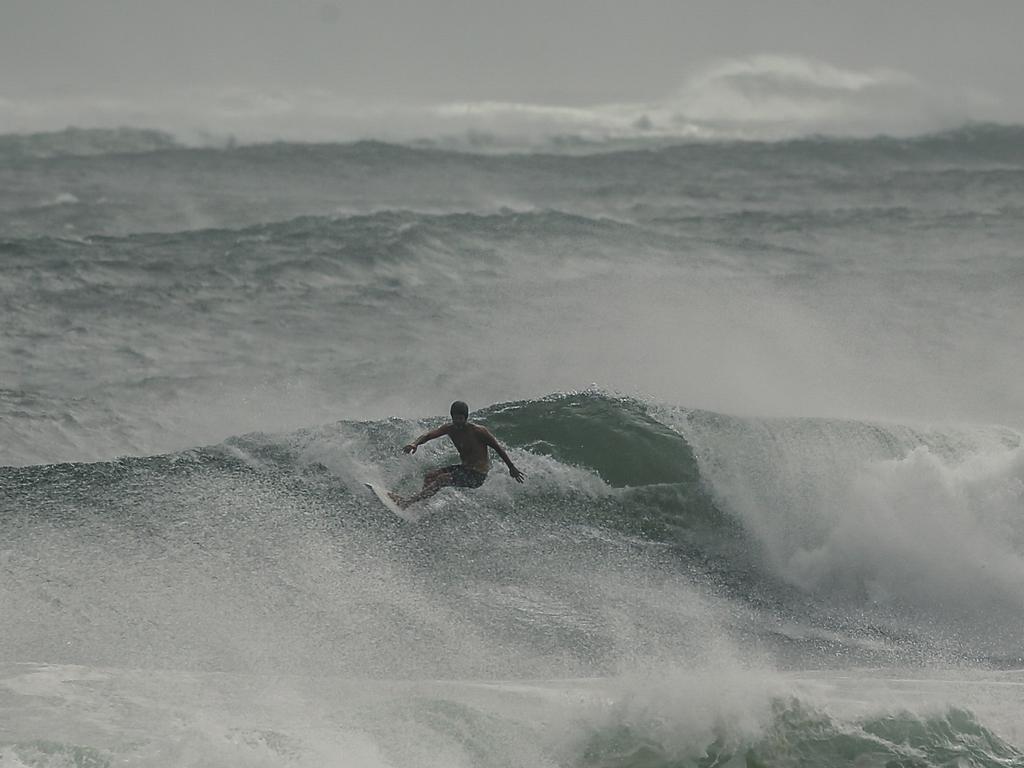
[793,443,1024,612]
[679,411,1024,647]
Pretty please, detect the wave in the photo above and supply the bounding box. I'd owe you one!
[4,392,1023,667]
[676,407,1024,637]
[3,663,1021,768]
[0,126,180,160]
[3,123,1021,242]
[581,698,1024,768]
[0,209,651,290]
[1,122,1023,162]
[5,191,1021,287]
[3,124,1020,242]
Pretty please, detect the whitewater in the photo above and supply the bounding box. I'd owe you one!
[2,125,1024,767]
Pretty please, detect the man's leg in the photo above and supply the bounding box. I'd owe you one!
[420,468,446,489]
[398,468,456,509]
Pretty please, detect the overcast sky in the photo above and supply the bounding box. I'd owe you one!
[2,0,1022,140]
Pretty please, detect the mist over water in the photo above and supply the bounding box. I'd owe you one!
[1,52,1009,146]
[3,122,1024,766]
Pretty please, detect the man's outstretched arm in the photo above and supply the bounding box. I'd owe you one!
[479,427,525,483]
[403,424,451,454]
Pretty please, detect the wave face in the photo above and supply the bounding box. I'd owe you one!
[5,392,1022,666]
[3,123,1024,764]
[4,394,1024,764]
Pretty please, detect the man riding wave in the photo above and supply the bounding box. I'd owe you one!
[392,400,525,508]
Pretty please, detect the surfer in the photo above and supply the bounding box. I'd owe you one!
[392,401,525,508]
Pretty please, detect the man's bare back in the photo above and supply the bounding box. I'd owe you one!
[394,400,525,508]
[444,422,493,474]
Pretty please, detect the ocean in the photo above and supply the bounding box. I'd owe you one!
[2,124,1023,767]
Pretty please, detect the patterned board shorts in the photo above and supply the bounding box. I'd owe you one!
[441,464,488,489]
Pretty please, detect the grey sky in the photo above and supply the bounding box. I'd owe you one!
[2,0,1022,138]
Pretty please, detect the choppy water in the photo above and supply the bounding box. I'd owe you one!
[2,125,1023,767]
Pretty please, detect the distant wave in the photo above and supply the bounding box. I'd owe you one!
[0,209,646,278]
[1,54,1008,149]
[0,126,180,160]
[3,124,1021,241]
[2,122,1023,161]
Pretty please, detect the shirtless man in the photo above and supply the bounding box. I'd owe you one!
[393,400,525,508]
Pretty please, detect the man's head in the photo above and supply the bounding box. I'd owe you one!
[450,400,469,427]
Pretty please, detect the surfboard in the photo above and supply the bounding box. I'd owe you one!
[364,483,418,523]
